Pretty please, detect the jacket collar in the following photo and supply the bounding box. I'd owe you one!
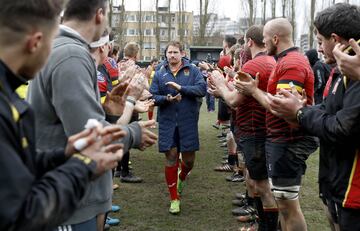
[0,60,27,93]
[58,25,90,49]
[274,47,298,61]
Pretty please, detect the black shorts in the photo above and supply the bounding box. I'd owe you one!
[265,136,318,186]
[240,136,267,180]
[218,99,231,121]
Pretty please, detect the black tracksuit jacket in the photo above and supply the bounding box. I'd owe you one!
[300,69,360,209]
[0,60,97,230]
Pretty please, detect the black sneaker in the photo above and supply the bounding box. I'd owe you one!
[232,198,247,207]
[232,205,256,216]
[226,172,244,182]
[114,170,121,178]
[120,172,143,183]
[212,123,220,129]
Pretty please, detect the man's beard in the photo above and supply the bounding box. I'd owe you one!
[267,42,277,56]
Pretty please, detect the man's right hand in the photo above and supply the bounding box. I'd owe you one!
[124,73,146,100]
[138,120,158,151]
[69,126,127,177]
[166,93,182,103]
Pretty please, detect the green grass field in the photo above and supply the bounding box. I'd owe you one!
[111,102,330,231]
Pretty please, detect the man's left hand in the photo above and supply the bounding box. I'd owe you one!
[166,81,181,91]
[266,89,307,125]
[103,82,129,116]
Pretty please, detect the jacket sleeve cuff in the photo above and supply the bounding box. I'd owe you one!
[105,114,120,124]
[70,153,97,177]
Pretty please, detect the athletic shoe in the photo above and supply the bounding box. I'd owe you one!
[120,172,143,183]
[169,199,180,214]
[226,172,244,182]
[235,192,246,200]
[114,170,121,178]
[236,214,258,222]
[106,216,120,226]
[232,205,256,216]
[111,205,121,212]
[104,223,110,231]
[212,123,220,129]
[220,142,227,147]
[232,198,247,207]
[112,183,119,190]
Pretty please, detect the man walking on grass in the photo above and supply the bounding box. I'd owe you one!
[150,41,206,214]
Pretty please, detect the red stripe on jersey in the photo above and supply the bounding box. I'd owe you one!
[343,151,360,208]
[235,54,276,137]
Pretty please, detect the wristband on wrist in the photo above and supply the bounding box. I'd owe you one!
[126,96,136,105]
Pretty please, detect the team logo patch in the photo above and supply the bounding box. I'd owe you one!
[184,68,190,76]
[109,58,117,69]
[97,71,105,82]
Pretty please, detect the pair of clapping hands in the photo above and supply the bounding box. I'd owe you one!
[65,119,158,178]
[333,38,360,81]
[103,67,155,116]
[208,69,307,124]
[64,119,125,178]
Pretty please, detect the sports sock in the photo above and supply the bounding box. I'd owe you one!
[179,161,192,181]
[148,110,153,120]
[165,165,179,200]
[254,196,266,231]
[228,154,237,166]
[263,208,279,231]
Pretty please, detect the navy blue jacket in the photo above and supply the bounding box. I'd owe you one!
[150,58,206,152]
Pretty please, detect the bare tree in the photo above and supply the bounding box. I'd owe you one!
[114,0,126,50]
[309,0,316,49]
[282,0,287,17]
[271,0,276,18]
[178,0,185,42]
[137,0,143,60]
[155,0,160,57]
[262,0,267,24]
[248,0,254,26]
[198,0,211,45]
[290,0,295,41]
[167,0,172,42]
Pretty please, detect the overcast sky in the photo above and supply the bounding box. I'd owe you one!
[114,0,360,42]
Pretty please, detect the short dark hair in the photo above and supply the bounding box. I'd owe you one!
[314,3,360,40]
[166,41,184,52]
[124,42,139,58]
[224,35,237,48]
[246,25,265,47]
[150,58,159,64]
[63,0,108,21]
[0,0,65,44]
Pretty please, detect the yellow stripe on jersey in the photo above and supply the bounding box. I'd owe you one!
[112,80,119,86]
[277,83,303,93]
[101,96,106,104]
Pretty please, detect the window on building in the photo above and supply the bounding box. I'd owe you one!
[128,29,136,36]
[143,43,155,50]
[144,29,152,36]
[145,15,152,21]
[144,56,152,61]
[127,14,136,22]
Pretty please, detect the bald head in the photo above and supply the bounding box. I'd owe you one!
[264,18,293,42]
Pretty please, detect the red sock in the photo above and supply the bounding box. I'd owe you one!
[148,110,153,120]
[165,165,179,200]
[179,161,192,181]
